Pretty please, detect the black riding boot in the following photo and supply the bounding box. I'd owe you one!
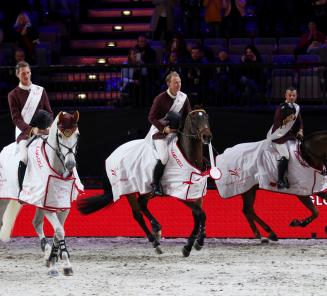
[18,161,27,191]
[277,157,289,189]
[151,160,165,196]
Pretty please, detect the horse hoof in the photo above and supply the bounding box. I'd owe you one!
[45,259,50,268]
[63,267,74,276]
[268,233,278,242]
[48,269,59,277]
[261,238,269,244]
[182,246,191,257]
[154,230,162,241]
[194,240,203,251]
[40,238,48,253]
[290,219,301,227]
[155,246,163,255]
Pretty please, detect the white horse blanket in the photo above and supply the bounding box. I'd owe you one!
[214,140,327,198]
[0,139,83,210]
[106,137,209,201]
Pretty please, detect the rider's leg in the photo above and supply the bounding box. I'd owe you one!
[274,143,290,189]
[152,139,169,196]
[18,140,28,191]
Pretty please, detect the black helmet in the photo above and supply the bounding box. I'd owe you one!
[280,102,296,119]
[164,111,181,129]
[30,110,53,129]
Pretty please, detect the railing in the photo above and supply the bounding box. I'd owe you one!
[1,63,326,110]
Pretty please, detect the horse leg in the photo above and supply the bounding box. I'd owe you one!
[0,199,10,230]
[32,208,51,257]
[251,212,278,242]
[290,195,318,227]
[241,188,263,242]
[55,209,73,276]
[181,201,203,257]
[44,211,72,276]
[138,193,162,241]
[126,194,163,254]
[193,198,206,251]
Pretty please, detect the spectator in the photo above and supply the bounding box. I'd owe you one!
[295,20,325,55]
[134,34,157,64]
[239,45,264,105]
[13,11,39,63]
[307,37,327,62]
[222,0,247,38]
[14,48,26,64]
[180,0,202,38]
[165,33,189,62]
[203,0,222,38]
[150,0,175,41]
[310,0,327,34]
[120,48,146,107]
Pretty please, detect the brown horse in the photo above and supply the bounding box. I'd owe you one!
[240,131,327,242]
[77,109,212,256]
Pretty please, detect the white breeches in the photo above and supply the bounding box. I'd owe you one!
[18,140,28,164]
[154,139,169,165]
[273,143,290,160]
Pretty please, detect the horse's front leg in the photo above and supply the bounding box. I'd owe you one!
[182,201,203,257]
[32,208,51,258]
[290,195,318,227]
[44,210,73,276]
[127,194,163,254]
[138,193,162,241]
[0,199,10,230]
[193,198,206,251]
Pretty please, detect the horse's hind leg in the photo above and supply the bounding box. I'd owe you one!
[33,208,51,257]
[127,194,162,254]
[182,201,204,257]
[138,193,162,240]
[290,195,318,227]
[0,200,10,230]
[241,188,263,241]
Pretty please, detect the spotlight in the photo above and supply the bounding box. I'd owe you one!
[88,74,97,80]
[77,93,87,99]
[97,58,106,64]
[106,41,117,47]
[121,10,132,16]
[113,25,123,31]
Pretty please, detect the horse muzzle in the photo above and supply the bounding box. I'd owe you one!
[65,159,76,172]
[200,129,212,145]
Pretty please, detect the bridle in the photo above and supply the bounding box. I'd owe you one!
[178,109,211,141]
[45,129,79,171]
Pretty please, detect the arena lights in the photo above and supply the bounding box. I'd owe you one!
[77,93,87,99]
[121,10,132,16]
[113,25,123,31]
[97,58,106,64]
[106,41,117,47]
[88,74,97,80]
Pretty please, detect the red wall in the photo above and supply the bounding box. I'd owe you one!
[11,190,327,238]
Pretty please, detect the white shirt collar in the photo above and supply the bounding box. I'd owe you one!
[167,89,177,99]
[18,82,32,91]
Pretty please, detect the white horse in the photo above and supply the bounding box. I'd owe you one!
[0,111,82,276]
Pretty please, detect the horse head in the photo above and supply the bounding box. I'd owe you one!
[183,109,212,144]
[47,111,80,174]
[301,131,327,174]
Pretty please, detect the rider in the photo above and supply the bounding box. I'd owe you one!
[148,71,192,196]
[8,61,53,191]
[271,87,304,189]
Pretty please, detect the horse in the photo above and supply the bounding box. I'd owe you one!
[0,111,81,276]
[77,109,212,257]
[217,131,327,242]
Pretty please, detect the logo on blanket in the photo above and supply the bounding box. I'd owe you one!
[35,144,43,168]
[228,168,241,178]
[171,150,183,168]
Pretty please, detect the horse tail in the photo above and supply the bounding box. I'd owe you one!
[0,200,22,242]
[77,173,114,215]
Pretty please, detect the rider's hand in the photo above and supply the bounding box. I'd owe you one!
[163,126,177,134]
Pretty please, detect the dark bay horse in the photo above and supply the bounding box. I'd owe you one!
[240,131,327,242]
[77,109,212,256]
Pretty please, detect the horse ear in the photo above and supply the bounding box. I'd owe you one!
[73,111,79,123]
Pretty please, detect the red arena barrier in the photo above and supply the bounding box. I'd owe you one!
[11,190,327,238]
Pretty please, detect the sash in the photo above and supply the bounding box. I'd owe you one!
[266,103,300,141]
[15,84,44,140]
[145,91,187,141]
